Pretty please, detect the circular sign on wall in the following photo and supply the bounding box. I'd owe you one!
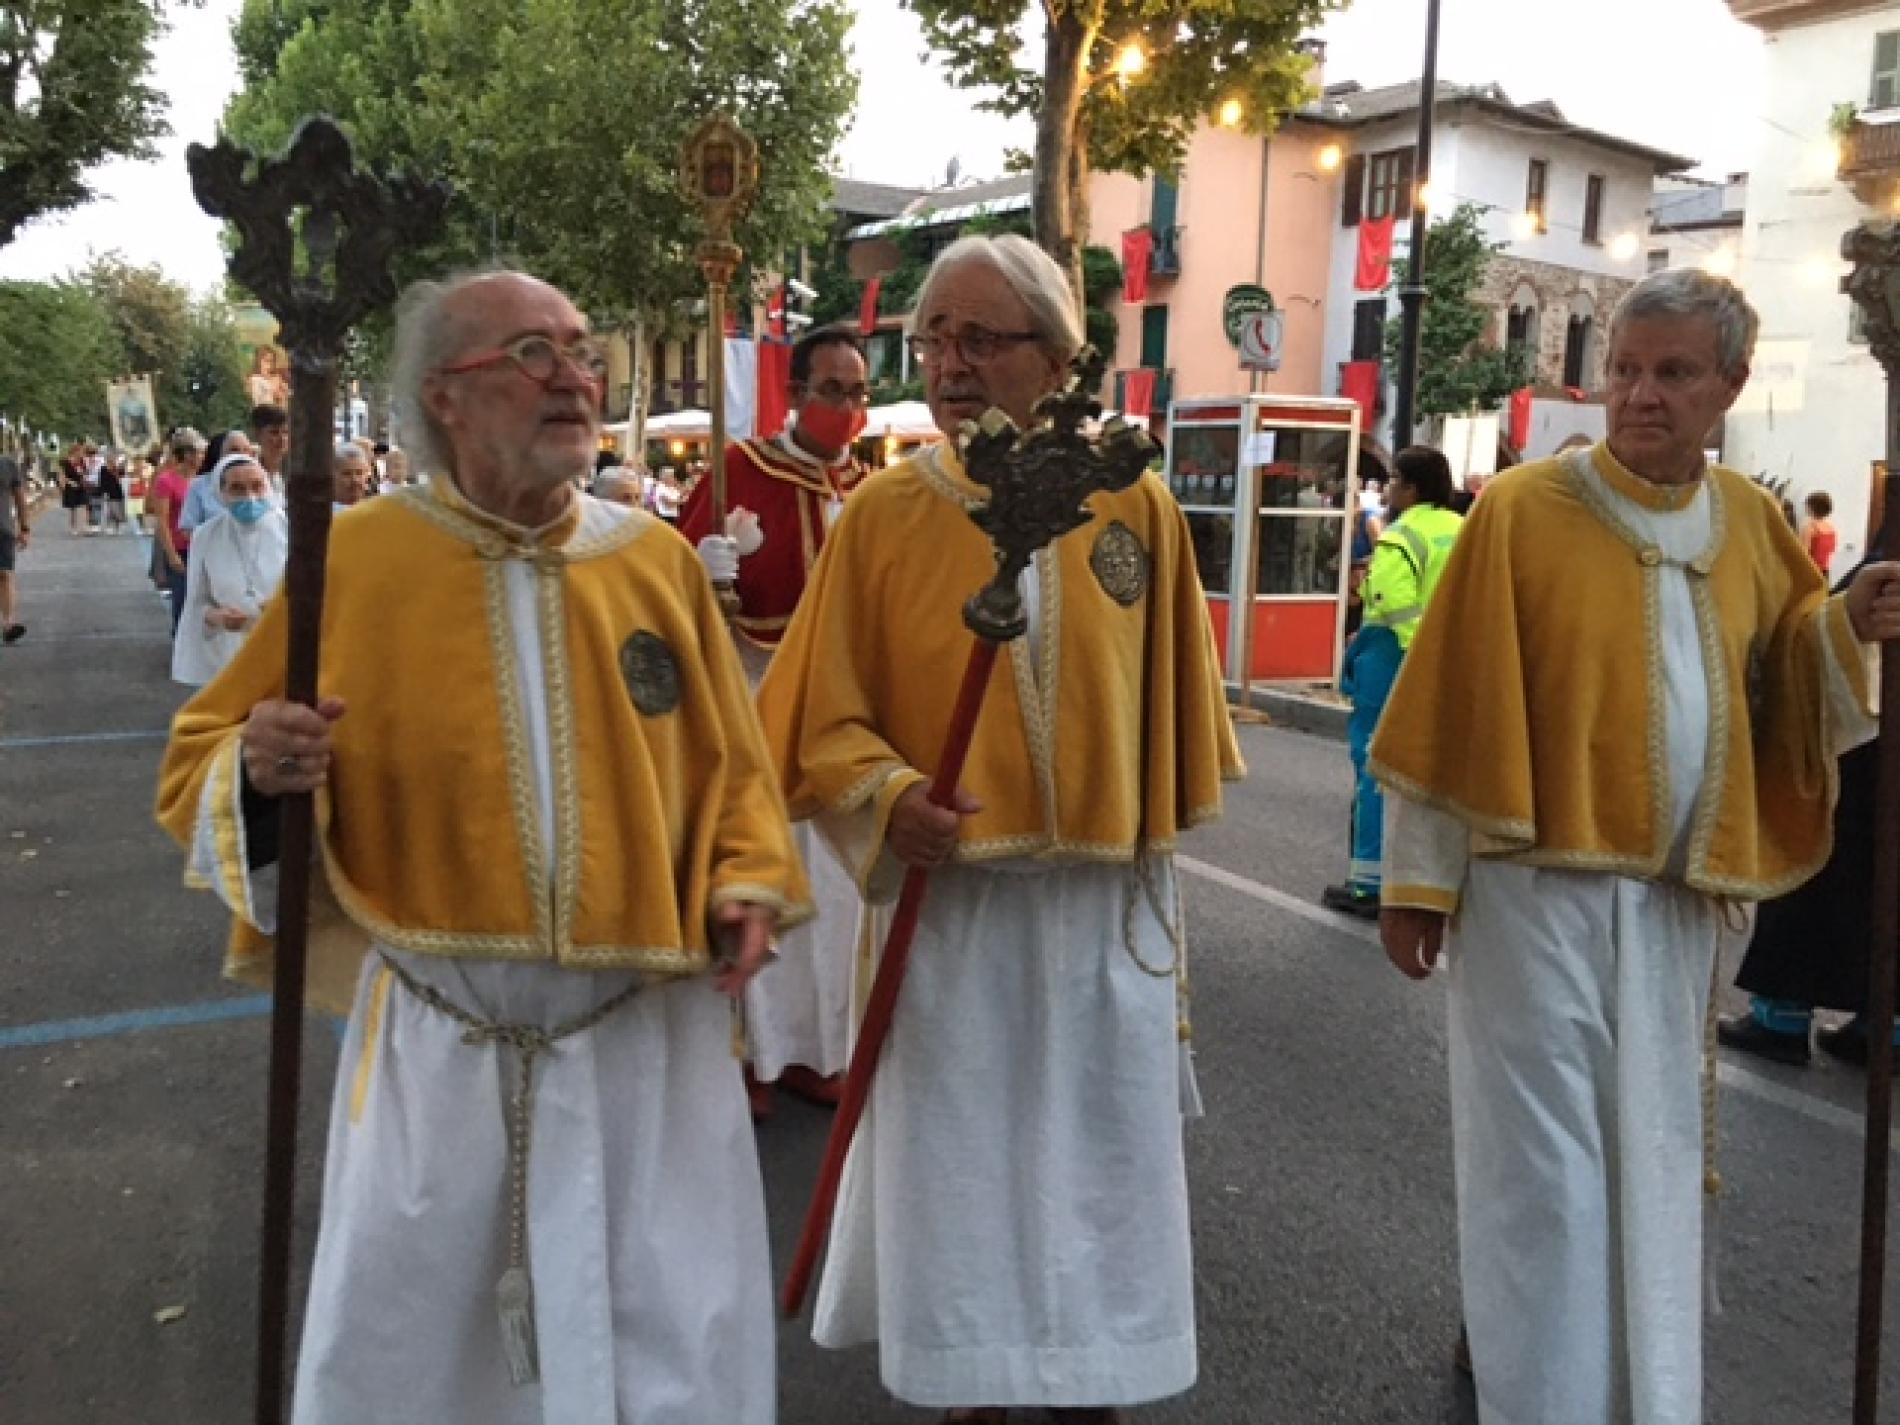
[1238,309,1285,373]
[1222,284,1275,346]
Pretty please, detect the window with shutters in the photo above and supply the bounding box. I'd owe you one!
[681,334,702,407]
[1582,174,1605,244]
[1525,159,1549,233]
[1366,147,1415,223]
[1351,299,1386,362]
[1341,154,1367,227]
[1874,31,1900,110]
[1563,316,1593,388]
[1140,305,1170,369]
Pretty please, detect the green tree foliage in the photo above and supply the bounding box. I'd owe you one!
[0,0,170,249]
[0,263,251,448]
[82,253,189,407]
[176,295,254,437]
[223,0,856,349]
[0,279,121,440]
[900,0,1334,304]
[1385,203,1532,419]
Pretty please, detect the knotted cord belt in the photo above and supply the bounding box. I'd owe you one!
[377,952,646,1386]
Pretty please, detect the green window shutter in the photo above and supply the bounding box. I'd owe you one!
[1150,178,1179,231]
[1140,305,1169,369]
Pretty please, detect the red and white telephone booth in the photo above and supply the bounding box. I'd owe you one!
[1163,394,1364,689]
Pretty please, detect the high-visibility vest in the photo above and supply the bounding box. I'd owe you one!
[1361,502,1464,649]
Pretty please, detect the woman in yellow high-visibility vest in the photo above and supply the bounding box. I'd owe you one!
[1321,446,1464,919]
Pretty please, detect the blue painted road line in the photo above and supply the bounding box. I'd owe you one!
[0,729,170,750]
[0,995,273,1050]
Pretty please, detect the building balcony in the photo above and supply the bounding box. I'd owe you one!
[1150,226,1183,278]
[1113,366,1174,418]
[1728,0,1885,30]
[1838,118,1900,205]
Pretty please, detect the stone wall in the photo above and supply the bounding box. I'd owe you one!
[1475,254,1636,389]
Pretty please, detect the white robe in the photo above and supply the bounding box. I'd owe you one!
[189,495,775,1425]
[808,570,1199,1409]
[171,508,289,686]
[735,639,858,1082]
[1386,456,1877,1425]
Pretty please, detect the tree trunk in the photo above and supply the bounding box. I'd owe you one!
[1066,127,1092,328]
[1032,5,1094,321]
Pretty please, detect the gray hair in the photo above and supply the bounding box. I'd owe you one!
[334,440,370,467]
[1610,269,1759,378]
[910,234,1084,363]
[390,265,519,479]
[593,467,635,500]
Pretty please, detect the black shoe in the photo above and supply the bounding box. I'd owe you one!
[1717,1012,1811,1067]
[1818,1019,1874,1068]
[1,624,22,644]
[1320,883,1381,920]
[1454,1326,1473,1378]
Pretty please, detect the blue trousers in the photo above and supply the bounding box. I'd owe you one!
[1343,626,1404,894]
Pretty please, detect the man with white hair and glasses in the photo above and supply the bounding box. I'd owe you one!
[157,268,810,1424]
[758,234,1243,1424]
[1372,268,1900,1423]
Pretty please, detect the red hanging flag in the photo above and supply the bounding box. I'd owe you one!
[1508,387,1534,453]
[755,340,793,440]
[859,275,883,336]
[766,287,787,341]
[1121,367,1157,421]
[1355,215,1397,292]
[1121,228,1154,305]
[1340,361,1381,431]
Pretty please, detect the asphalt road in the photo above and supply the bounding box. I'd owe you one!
[2,512,1895,1424]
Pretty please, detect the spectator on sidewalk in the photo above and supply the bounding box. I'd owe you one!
[0,448,30,644]
[150,431,210,635]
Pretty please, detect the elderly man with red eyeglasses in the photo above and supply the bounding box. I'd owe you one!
[156,268,810,1424]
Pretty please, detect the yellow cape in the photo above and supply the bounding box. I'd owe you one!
[1370,444,1870,907]
[756,443,1244,877]
[155,482,811,1011]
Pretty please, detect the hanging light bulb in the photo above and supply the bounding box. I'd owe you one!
[1218,98,1244,129]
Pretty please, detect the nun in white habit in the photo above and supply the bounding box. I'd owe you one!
[171,453,289,686]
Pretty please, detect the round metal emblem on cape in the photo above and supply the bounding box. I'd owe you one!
[619,631,681,716]
[1090,520,1150,607]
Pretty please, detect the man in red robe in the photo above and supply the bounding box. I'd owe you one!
[681,324,871,1116]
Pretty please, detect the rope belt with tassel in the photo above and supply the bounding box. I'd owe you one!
[377,952,647,1386]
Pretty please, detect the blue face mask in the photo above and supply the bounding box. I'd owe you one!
[228,497,273,526]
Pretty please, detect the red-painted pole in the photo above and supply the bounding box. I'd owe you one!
[780,636,1001,1317]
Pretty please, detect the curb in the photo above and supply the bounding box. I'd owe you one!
[1226,683,1349,742]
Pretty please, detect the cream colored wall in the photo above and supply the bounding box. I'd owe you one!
[1090,119,1341,406]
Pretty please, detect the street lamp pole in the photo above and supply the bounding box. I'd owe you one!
[1389,0,1442,450]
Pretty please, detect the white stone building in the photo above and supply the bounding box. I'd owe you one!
[1726,0,1890,571]
[1317,80,1690,445]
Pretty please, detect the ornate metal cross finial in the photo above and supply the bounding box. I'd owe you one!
[957,347,1161,642]
[188,117,450,371]
[1845,221,1900,380]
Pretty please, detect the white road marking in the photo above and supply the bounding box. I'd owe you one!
[1177,854,1891,1151]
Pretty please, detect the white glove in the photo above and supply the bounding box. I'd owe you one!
[725,506,764,557]
[697,534,740,584]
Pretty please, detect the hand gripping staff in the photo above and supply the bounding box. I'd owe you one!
[780,351,1158,1316]
[186,118,448,1424]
